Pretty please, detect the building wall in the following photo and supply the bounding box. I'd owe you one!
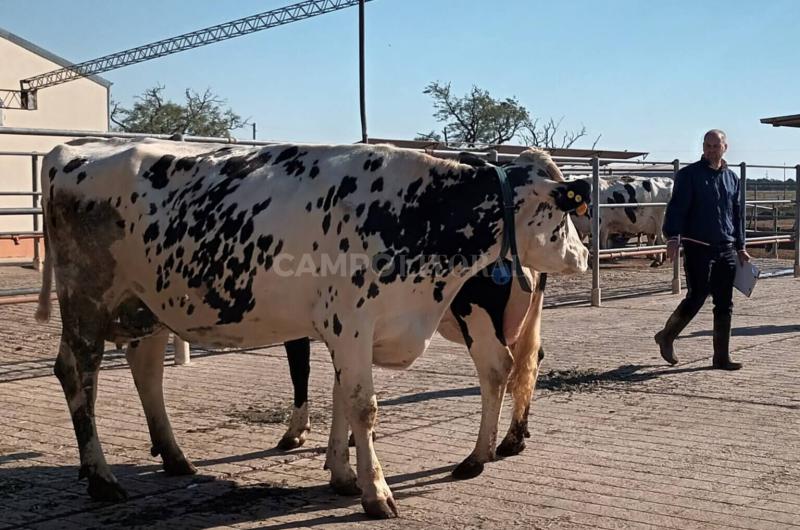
[0,36,109,258]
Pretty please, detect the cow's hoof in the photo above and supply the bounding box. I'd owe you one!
[277,434,306,451]
[451,455,485,480]
[86,475,128,502]
[163,454,197,476]
[496,437,526,457]
[362,496,399,519]
[330,477,361,496]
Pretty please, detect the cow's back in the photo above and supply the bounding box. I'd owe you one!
[41,139,478,348]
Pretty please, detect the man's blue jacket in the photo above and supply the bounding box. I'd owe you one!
[662,157,744,250]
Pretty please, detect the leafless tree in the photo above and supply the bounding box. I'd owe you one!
[519,116,600,149]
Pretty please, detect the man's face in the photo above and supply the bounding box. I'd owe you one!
[703,133,727,164]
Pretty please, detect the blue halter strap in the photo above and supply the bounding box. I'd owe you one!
[491,165,532,293]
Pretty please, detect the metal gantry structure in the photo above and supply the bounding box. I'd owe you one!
[2,0,372,110]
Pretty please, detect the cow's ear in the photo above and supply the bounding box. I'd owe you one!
[552,179,591,214]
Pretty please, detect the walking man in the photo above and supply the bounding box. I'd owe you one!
[655,129,750,370]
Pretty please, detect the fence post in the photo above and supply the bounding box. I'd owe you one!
[795,165,800,278]
[740,162,747,248]
[31,154,42,271]
[590,156,601,307]
[773,201,779,259]
[486,149,498,163]
[173,335,191,365]
[671,159,681,294]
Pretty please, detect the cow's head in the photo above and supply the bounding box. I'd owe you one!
[502,149,590,274]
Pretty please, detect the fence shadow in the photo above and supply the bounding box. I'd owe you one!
[685,323,800,338]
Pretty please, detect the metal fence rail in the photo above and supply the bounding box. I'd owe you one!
[1,127,798,308]
[0,149,42,270]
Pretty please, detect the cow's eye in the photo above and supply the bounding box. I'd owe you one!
[567,190,575,199]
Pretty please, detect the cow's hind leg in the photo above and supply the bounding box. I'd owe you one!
[125,332,196,475]
[278,338,312,450]
[496,345,542,457]
[649,233,665,267]
[452,315,513,480]
[55,332,127,501]
[497,280,545,458]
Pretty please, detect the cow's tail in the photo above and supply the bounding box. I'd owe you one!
[34,226,53,323]
[507,272,546,401]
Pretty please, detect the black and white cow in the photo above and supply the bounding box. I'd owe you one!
[570,175,673,265]
[36,138,588,518]
[279,266,548,480]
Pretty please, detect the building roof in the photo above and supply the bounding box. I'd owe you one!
[0,26,112,89]
[760,114,800,128]
[363,138,648,160]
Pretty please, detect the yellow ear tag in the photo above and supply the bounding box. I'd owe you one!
[567,190,575,199]
[574,194,582,203]
[576,203,588,216]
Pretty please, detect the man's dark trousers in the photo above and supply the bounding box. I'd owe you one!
[677,242,737,322]
[655,241,742,369]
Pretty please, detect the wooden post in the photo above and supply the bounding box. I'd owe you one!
[173,335,190,365]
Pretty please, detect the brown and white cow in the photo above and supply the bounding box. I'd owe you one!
[278,155,552,479]
[279,267,548,480]
[36,138,588,518]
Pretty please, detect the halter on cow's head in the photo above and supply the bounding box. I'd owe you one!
[492,148,589,276]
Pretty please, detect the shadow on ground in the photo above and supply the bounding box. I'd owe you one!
[685,323,800,338]
[0,452,454,529]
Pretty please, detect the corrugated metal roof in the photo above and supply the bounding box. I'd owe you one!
[364,138,648,160]
[760,114,800,128]
[0,26,112,89]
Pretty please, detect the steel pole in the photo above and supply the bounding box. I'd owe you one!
[740,162,747,248]
[31,155,41,271]
[773,202,779,259]
[358,0,368,144]
[590,156,601,306]
[671,159,681,294]
[795,165,800,277]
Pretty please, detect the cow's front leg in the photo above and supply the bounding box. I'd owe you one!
[125,332,195,475]
[278,338,312,450]
[325,334,397,519]
[452,326,513,479]
[55,333,126,501]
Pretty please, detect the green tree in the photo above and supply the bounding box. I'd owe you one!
[417,81,598,149]
[111,85,248,137]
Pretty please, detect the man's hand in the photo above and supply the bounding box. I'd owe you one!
[737,249,751,265]
[666,239,680,263]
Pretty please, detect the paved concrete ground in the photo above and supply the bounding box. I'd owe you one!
[1,268,799,529]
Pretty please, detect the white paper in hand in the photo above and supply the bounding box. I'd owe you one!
[734,260,760,297]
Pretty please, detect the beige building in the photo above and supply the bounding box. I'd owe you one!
[0,26,110,258]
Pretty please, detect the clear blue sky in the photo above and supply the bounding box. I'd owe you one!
[3,0,800,178]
